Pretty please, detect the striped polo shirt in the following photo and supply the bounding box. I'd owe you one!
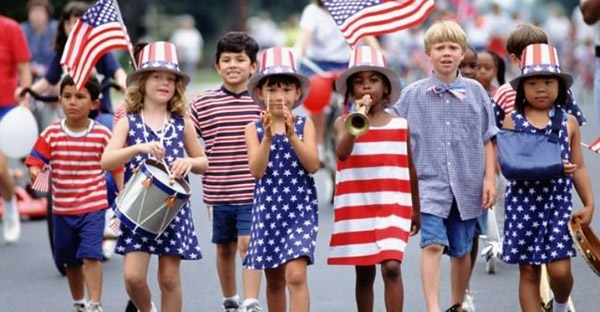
[26,119,112,215]
[190,86,261,205]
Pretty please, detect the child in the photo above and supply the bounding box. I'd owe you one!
[500,43,594,312]
[328,46,420,312]
[458,44,478,80]
[189,32,263,312]
[476,50,505,97]
[492,24,586,128]
[392,20,498,312]
[243,47,319,312]
[101,41,208,312]
[26,75,121,312]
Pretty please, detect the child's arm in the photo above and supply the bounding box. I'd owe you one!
[284,107,319,174]
[568,116,595,225]
[482,140,497,208]
[407,128,420,236]
[101,117,164,170]
[334,95,372,161]
[170,116,208,177]
[245,114,272,179]
[501,113,514,130]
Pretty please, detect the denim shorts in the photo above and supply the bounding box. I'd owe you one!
[420,201,477,257]
[474,211,488,236]
[211,204,253,244]
[53,210,105,266]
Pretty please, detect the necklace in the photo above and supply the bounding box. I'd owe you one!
[140,111,169,158]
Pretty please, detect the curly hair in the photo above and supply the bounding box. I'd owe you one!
[124,71,188,117]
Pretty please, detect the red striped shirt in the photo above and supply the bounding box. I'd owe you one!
[190,86,261,205]
[26,120,111,215]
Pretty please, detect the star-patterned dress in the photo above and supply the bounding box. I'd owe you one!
[114,114,202,260]
[243,116,319,269]
[502,109,576,265]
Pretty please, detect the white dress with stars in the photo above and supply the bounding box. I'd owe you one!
[114,114,202,260]
[243,116,319,269]
[502,109,575,265]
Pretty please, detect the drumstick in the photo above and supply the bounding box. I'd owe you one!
[581,142,589,148]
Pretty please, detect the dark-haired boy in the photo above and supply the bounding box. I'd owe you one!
[190,31,263,312]
[26,75,122,312]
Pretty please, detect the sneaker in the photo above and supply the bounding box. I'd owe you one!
[222,298,240,312]
[462,290,476,312]
[445,303,461,312]
[2,202,20,244]
[71,303,86,312]
[244,301,262,312]
[88,302,103,312]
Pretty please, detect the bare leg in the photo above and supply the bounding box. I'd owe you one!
[546,259,573,304]
[83,259,103,302]
[355,265,376,312]
[421,244,444,312]
[238,235,261,301]
[518,264,542,312]
[66,265,86,301]
[217,241,238,297]
[123,252,152,312]
[0,153,14,201]
[450,254,470,308]
[265,266,286,312]
[286,258,309,312]
[467,235,479,289]
[381,260,403,312]
[158,255,182,312]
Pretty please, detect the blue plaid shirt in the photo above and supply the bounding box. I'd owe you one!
[392,74,499,220]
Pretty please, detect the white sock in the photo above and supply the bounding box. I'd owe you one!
[553,299,568,312]
[3,196,16,215]
[243,298,259,307]
[223,294,240,302]
[73,298,86,306]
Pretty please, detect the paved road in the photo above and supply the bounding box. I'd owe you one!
[1,91,599,312]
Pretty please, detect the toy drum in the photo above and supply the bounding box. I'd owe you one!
[114,159,191,239]
[568,217,600,277]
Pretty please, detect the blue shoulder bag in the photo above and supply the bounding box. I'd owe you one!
[496,109,565,180]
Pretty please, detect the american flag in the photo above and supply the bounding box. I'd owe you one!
[60,0,132,90]
[587,136,600,154]
[323,0,435,46]
[31,166,50,193]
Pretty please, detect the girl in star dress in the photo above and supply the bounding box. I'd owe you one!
[101,42,208,312]
[243,47,319,312]
[500,44,594,312]
[328,46,420,312]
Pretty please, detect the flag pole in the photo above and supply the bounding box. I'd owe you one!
[112,0,137,70]
[581,142,589,149]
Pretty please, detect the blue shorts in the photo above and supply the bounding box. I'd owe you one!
[211,204,252,244]
[53,210,105,266]
[474,211,488,236]
[420,201,477,257]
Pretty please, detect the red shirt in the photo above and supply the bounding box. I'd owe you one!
[0,16,31,107]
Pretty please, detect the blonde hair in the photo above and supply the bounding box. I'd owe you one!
[423,20,467,53]
[124,71,188,117]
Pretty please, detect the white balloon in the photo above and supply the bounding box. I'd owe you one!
[0,107,39,159]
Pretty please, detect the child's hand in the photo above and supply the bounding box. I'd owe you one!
[482,177,496,209]
[563,160,578,175]
[284,106,296,138]
[28,166,40,182]
[138,141,165,160]
[108,217,122,236]
[170,157,192,178]
[260,111,273,138]
[572,206,594,227]
[410,213,420,236]
[355,94,372,112]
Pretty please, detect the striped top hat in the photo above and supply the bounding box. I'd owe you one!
[510,43,572,90]
[336,46,400,105]
[248,47,310,109]
[126,41,190,87]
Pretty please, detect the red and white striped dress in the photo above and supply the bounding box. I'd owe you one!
[328,117,413,265]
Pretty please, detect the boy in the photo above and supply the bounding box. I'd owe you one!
[190,32,263,312]
[26,75,122,312]
[493,24,586,127]
[392,20,498,312]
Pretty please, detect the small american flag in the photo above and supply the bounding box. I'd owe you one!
[31,166,50,193]
[60,0,132,90]
[587,136,600,154]
[323,0,435,46]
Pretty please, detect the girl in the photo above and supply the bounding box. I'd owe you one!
[458,44,478,80]
[327,46,420,312]
[501,44,594,312]
[101,42,208,312]
[477,50,505,96]
[243,47,319,312]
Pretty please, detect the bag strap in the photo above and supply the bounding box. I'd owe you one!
[548,108,563,143]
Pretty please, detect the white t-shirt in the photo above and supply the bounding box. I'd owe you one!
[170,28,203,63]
[299,4,350,63]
